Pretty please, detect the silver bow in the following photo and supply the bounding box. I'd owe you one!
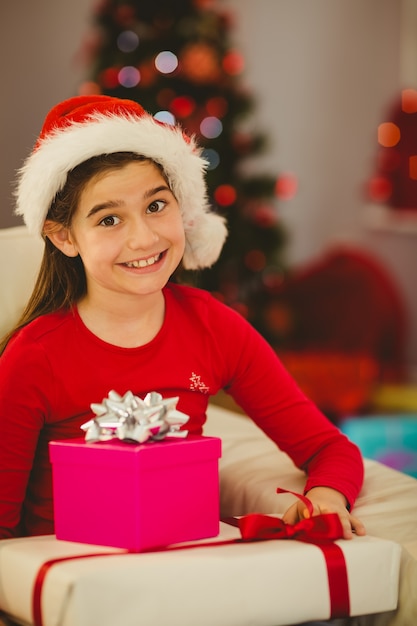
[81,390,189,443]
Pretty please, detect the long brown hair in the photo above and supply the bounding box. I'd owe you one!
[0,152,152,355]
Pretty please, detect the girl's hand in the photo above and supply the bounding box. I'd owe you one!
[281,486,366,540]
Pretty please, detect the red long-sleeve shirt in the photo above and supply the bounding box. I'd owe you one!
[0,283,363,538]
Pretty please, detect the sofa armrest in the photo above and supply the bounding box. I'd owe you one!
[0,226,43,337]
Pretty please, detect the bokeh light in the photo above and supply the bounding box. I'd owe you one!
[214,184,237,206]
[222,50,244,75]
[202,148,220,170]
[409,155,417,180]
[368,176,392,202]
[118,66,140,88]
[153,110,176,125]
[78,81,102,95]
[378,122,401,147]
[170,96,196,118]
[377,149,401,172]
[401,88,417,113]
[99,67,120,89]
[155,51,178,74]
[206,96,228,118]
[275,173,298,200]
[117,30,139,53]
[200,116,223,139]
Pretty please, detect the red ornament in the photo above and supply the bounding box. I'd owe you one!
[214,184,237,206]
[252,204,278,227]
[367,177,393,202]
[170,96,196,119]
[114,4,136,27]
[78,81,102,96]
[275,174,298,200]
[99,67,121,89]
[180,43,220,84]
[206,97,228,118]
[402,88,417,113]
[137,61,157,88]
[222,50,245,76]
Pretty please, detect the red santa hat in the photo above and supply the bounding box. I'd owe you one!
[15,95,227,270]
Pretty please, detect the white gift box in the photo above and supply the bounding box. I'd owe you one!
[0,522,401,626]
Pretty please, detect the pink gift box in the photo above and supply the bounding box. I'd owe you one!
[49,435,222,552]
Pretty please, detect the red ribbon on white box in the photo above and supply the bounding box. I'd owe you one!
[32,488,350,626]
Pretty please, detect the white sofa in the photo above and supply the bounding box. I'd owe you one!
[0,225,417,626]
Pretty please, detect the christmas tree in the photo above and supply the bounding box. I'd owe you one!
[77,0,289,343]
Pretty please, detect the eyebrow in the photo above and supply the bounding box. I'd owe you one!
[86,185,172,218]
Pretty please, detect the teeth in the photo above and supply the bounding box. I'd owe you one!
[125,254,160,268]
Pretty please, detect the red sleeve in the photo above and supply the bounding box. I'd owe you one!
[205,298,364,509]
[0,335,52,538]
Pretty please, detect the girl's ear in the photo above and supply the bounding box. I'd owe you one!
[43,220,79,257]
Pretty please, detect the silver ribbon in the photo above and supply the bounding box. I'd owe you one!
[81,390,189,443]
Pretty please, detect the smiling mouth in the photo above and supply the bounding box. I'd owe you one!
[123,252,163,268]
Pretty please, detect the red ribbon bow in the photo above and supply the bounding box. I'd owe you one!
[237,487,345,543]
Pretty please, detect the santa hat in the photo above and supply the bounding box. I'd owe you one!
[15,95,227,270]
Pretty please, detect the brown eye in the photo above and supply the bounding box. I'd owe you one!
[147,200,166,214]
[99,215,121,227]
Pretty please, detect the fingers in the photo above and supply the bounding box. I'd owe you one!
[281,501,299,525]
[350,514,366,537]
[282,500,366,541]
[302,504,366,540]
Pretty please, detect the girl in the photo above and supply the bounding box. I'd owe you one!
[0,95,365,540]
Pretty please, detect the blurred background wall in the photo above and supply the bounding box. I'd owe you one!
[1,0,416,376]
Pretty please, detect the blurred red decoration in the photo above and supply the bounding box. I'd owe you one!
[222,50,244,75]
[401,88,417,113]
[378,122,401,147]
[273,245,408,418]
[275,173,298,200]
[409,155,417,180]
[214,184,237,206]
[206,96,228,118]
[114,4,136,26]
[170,96,196,118]
[367,176,393,202]
[99,67,120,89]
[180,43,220,83]
[279,351,379,419]
[137,62,157,88]
[78,81,102,95]
[369,89,417,210]
[252,204,278,227]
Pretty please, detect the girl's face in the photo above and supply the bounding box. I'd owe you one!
[59,160,185,303]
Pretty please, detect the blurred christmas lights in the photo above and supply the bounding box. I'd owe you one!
[118,66,140,87]
[155,51,178,74]
[117,30,139,53]
[153,110,176,125]
[378,122,401,148]
[200,116,223,139]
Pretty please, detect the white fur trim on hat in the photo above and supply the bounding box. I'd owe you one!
[15,109,227,270]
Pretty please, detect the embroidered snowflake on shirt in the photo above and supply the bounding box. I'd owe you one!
[189,372,210,394]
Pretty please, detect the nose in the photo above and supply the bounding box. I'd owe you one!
[126,215,158,250]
